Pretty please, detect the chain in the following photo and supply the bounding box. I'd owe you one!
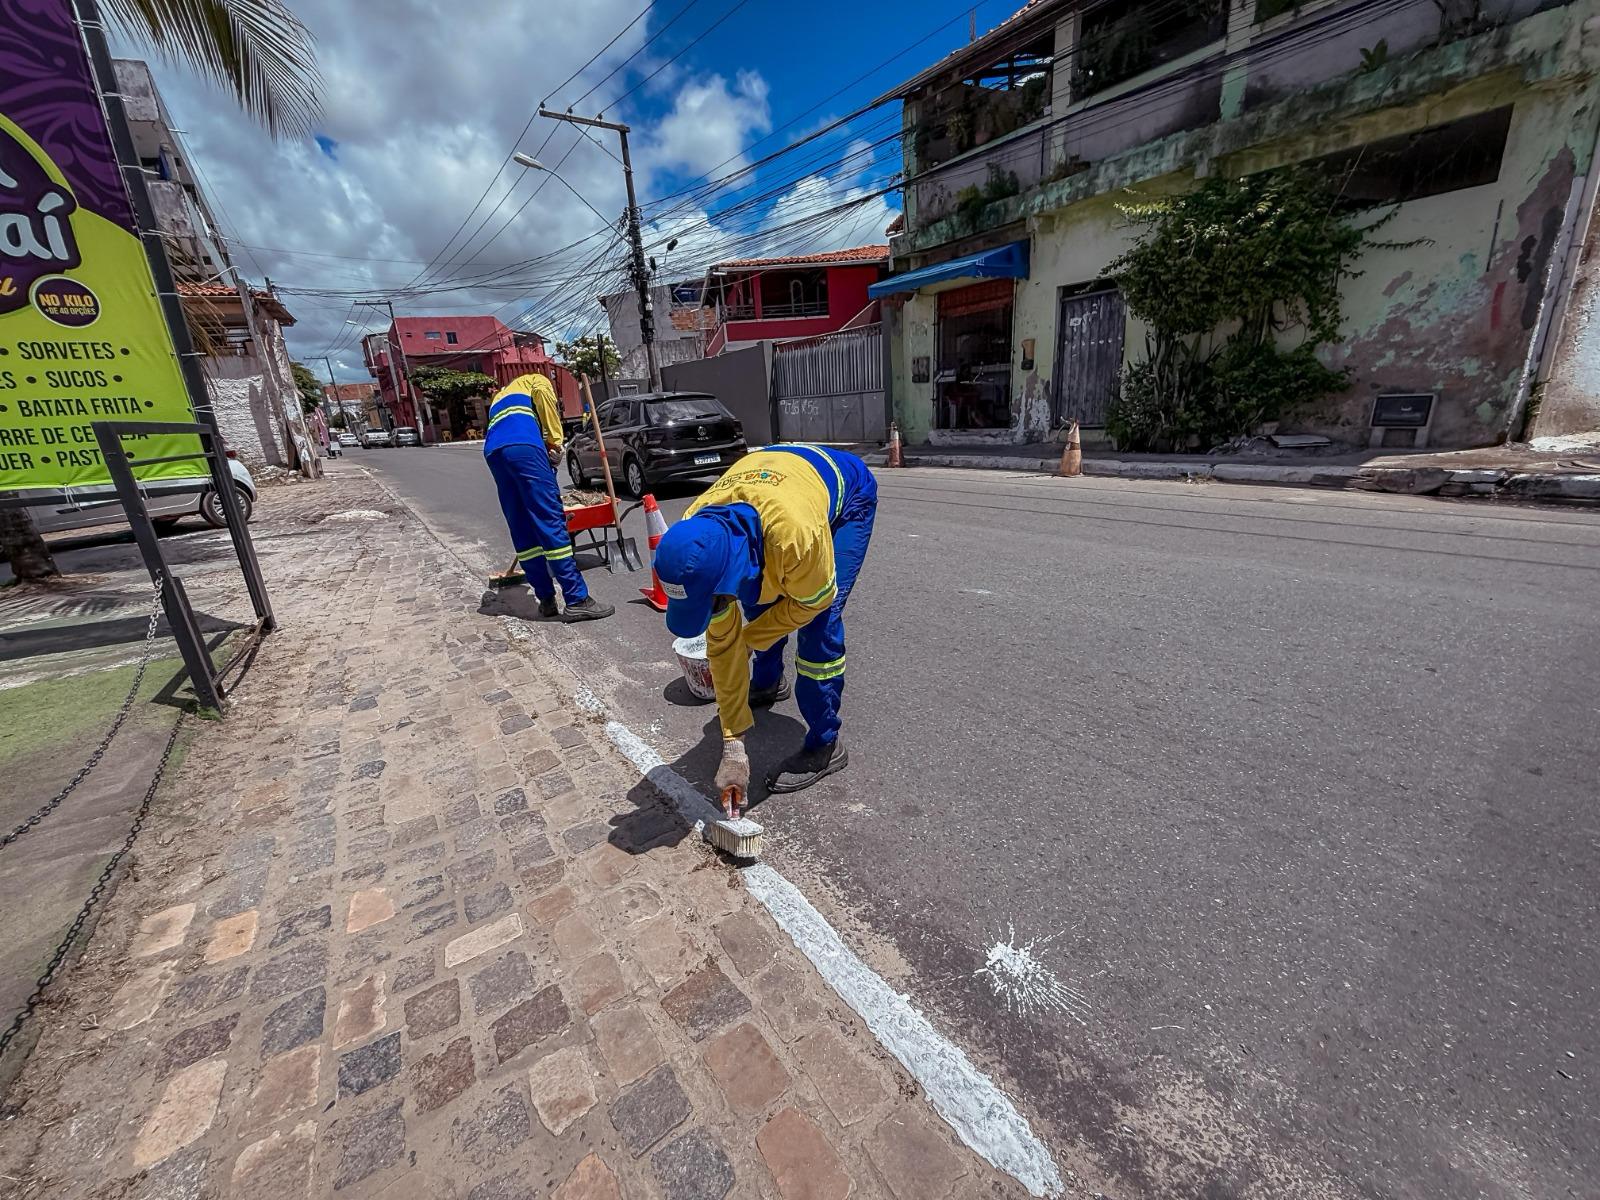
[0,713,185,1058]
[0,572,166,852]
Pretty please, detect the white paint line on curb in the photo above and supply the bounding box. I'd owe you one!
[561,661,1064,1197]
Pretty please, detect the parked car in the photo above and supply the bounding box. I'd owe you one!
[566,392,746,498]
[25,454,258,535]
[365,428,393,448]
[393,426,420,447]
[337,431,361,449]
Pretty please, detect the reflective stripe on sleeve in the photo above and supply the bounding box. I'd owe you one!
[796,654,845,681]
[487,404,535,430]
[796,577,837,607]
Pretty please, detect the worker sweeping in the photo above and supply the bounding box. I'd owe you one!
[653,445,877,808]
[484,373,613,622]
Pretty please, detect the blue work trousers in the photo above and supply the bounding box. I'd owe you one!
[748,463,877,749]
[487,443,588,603]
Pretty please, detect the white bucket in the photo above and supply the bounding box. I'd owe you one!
[672,635,716,702]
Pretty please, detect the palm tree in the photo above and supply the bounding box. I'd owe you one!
[3,0,320,582]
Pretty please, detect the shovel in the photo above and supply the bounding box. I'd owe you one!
[580,376,644,574]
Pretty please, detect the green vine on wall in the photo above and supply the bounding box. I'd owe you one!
[1106,168,1396,451]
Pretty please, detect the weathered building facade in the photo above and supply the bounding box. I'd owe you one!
[875,0,1600,449]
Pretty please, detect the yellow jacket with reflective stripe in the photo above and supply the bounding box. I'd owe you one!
[484,373,564,455]
[687,450,838,739]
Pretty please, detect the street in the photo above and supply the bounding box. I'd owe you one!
[364,446,1600,1198]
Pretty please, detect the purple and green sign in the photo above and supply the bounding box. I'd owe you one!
[0,0,198,490]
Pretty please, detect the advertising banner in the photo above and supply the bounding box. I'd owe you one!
[0,0,200,493]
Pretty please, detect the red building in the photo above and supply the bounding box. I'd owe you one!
[364,315,580,440]
[703,246,889,356]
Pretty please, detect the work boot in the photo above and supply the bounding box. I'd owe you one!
[562,596,614,623]
[750,676,792,707]
[538,597,559,619]
[766,740,848,793]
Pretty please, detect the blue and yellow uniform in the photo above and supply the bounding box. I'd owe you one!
[656,445,877,753]
[483,373,588,605]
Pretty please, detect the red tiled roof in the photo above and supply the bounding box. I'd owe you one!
[177,281,294,325]
[716,245,889,270]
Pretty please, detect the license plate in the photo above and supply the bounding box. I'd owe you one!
[694,453,720,466]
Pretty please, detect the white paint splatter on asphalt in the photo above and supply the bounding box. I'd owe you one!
[976,926,1092,1026]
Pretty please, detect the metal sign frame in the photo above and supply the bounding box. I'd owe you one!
[90,419,273,712]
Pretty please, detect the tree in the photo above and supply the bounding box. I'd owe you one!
[411,365,497,438]
[555,334,620,382]
[2,1,320,582]
[290,361,324,415]
[1106,168,1386,451]
[110,0,322,138]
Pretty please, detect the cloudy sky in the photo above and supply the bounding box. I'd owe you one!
[110,0,1008,380]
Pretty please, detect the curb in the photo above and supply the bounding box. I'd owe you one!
[863,453,1600,503]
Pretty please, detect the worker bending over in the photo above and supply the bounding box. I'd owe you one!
[483,373,612,622]
[654,445,877,801]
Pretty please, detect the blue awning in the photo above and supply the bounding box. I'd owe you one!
[868,240,1029,298]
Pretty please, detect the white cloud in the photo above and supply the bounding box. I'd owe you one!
[643,70,771,180]
[109,5,896,376]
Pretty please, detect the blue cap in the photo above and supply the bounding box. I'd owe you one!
[653,516,735,638]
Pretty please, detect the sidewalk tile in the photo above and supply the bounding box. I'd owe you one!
[866,1110,969,1200]
[469,949,539,1016]
[444,912,524,968]
[748,961,826,1044]
[527,884,577,926]
[333,1098,405,1189]
[451,1084,531,1167]
[404,977,461,1039]
[591,1005,664,1086]
[157,1012,239,1078]
[629,915,698,988]
[553,912,603,961]
[333,972,388,1047]
[651,1129,736,1200]
[714,911,777,979]
[527,1045,598,1135]
[794,1028,886,1128]
[132,903,196,959]
[552,1153,621,1200]
[133,1056,227,1167]
[609,1064,691,1157]
[410,1036,476,1114]
[338,1031,401,1096]
[346,887,396,933]
[572,952,627,1014]
[703,1022,789,1113]
[467,1171,539,1200]
[202,909,258,963]
[229,1121,316,1197]
[249,941,328,1002]
[756,1107,851,1200]
[108,961,178,1030]
[662,961,751,1042]
[261,986,325,1057]
[491,983,571,1063]
[246,1045,321,1128]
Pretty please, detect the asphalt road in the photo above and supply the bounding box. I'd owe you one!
[360,444,1600,1200]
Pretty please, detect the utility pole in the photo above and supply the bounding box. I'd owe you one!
[537,109,661,390]
[322,356,340,431]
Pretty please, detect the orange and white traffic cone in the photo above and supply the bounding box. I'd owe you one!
[1057,420,1082,477]
[639,494,672,611]
[886,422,905,468]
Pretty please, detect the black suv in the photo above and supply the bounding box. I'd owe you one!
[567,391,747,497]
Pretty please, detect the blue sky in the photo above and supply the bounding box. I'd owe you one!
[114,0,1021,376]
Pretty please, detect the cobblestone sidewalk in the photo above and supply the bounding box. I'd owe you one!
[0,469,1017,1200]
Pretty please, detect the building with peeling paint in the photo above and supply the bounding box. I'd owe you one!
[872,0,1600,450]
